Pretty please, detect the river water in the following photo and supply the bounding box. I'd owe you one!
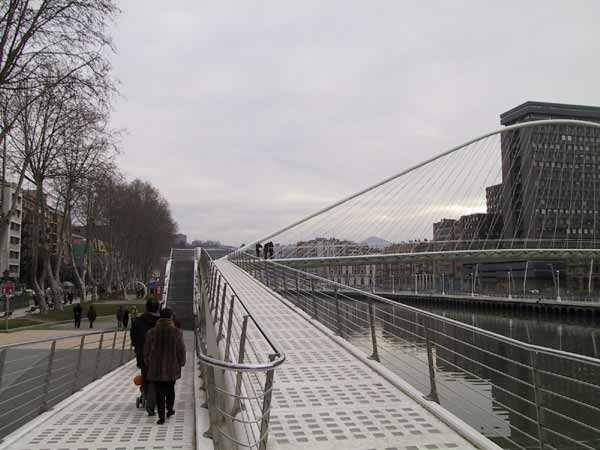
[304,294,600,450]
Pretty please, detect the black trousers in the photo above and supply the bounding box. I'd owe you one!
[154,380,176,420]
[74,317,81,328]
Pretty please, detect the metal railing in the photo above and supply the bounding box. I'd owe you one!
[0,329,134,440]
[194,249,285,450]
[230,251,600,450]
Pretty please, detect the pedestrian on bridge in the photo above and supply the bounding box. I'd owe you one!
[131,299,160,416]
[255,242,262,257]
[122,307,130,329]
[144,307,186,425]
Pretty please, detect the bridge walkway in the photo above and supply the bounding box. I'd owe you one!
[216,259,481,450]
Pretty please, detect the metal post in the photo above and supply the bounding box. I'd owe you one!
[120,330,127,364]
[40,340,56,413]
[589,259,594,297]
[72,335,85,393]
[202,363,217,443]
[215,284,227,325]
[422,317,440,403]
[414,273,418,294]
[213,277,221,312]
[471,272,475,297]
[523,261,529,296]
[0,348,6,391]
[224,296,236,360]
[217,291,228,342]
[93,333,104,381]
[529,351,546,450]
[311,279,317,319]
[110,331,117,367]
[556,270,561,302]
[231,315,249,416]
[508,271,512,299]
[367,302,380,362]
[334,286,342,336]
[295,274,300,306]
[441,273,445,296]
[283,272,287,295]
[258,354,277,450]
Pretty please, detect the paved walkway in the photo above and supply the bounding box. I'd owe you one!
[2,334,199,450]
[216,260,481,450]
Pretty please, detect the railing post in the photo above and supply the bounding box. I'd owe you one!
[110,331,117,369]
[212,277,221,312]
[202,363,218,444]
[0,348,7,391]
[295,274,300,306]
[120,330,127,364]
[215,284,227,325]
[231,315,249,416]
[530,351,546,450]
[216,291,228,343]
[334,286,342,336]
[72,335,85,394]
[39,340,56,413]
[283,272,287,295]
[421,316,440,404]
[311,279,318,319]
[93,333,104,381]
[367,302,380,362]
[224,296,236,359]
[258,354,277,450]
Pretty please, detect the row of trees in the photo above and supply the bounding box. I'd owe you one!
[0,1,177,312]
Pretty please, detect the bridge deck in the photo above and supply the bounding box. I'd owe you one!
[2,334,200,450]
[216,260,479,450]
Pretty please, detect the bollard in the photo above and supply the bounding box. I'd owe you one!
[421,317,440,404]
[40,340,57,413]
[367,303,380,362]
[231,315,249,416]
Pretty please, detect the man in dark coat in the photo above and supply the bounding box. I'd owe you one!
[131,299,160,415]
[73,303,82,328]
[87,305,97,328]
[122,307,130,329]
[144,308,186,424]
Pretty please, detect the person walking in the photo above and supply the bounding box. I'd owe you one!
[73,303,82,328]
[144,308,186,425]
[255,242,262,257]
[131,299,160,416]
[122,307,130,329]
[87,305,97,328]
[116,305,124,329]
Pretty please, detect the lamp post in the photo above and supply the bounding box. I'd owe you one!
[508,271,512,300]
[470,272,475,297]
[556,270,561,302]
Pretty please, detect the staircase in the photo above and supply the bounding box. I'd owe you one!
[166,248,195,330]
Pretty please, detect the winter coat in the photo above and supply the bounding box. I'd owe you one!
[144,318,186,382]
[73,304,82,319]
[122,310,130,326]
[130,312,159,362]
[87,308,97,321]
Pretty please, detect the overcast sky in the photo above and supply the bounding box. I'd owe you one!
[110,1,600,246]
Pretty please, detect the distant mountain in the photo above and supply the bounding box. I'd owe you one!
[361,236,391,249]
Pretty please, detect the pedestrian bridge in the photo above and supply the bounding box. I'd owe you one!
[1,248,600,450]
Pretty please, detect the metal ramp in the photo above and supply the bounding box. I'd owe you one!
[215,259,487,450]
[167,248,196,330]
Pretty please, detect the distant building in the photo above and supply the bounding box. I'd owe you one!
[485,184,502,215]
[500,101,600,242]
[0,184,22,279]
[433,219,457,241]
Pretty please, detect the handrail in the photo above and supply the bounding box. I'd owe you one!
[0,328,122,350]
[238,251,600,367]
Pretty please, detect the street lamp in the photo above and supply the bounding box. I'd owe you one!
[508,270,512,300]
[556,269,561,302]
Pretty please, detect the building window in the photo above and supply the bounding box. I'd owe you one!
[9,236,19,245]
[9,265,18,273]
[9,251,18,259]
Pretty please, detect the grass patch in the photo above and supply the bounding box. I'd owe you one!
[0,318,43,330]
[31,302,142,322]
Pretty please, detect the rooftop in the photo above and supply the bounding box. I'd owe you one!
[500,101,600,125]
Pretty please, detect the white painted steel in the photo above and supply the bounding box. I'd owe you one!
[240,119,600,251]
[216,259,492,450]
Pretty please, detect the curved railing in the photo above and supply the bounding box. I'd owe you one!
[230,250,600,450]
[0,329,134,440]
[193,249,285,450]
